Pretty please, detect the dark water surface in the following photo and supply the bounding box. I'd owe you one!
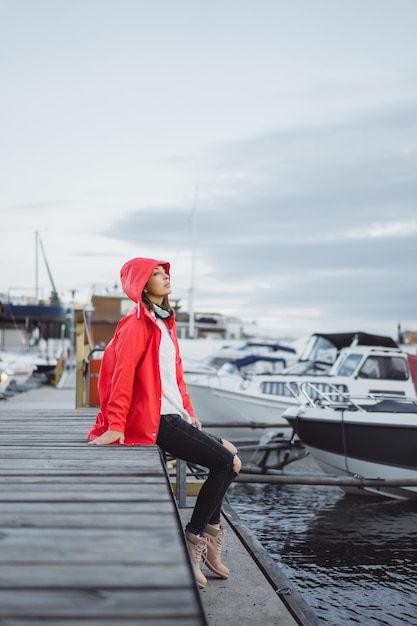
[229,459,417,626]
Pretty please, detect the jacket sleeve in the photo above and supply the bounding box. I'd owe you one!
[106,317,148,432]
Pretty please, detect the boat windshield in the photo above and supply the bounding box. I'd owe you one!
[333,353,363,376]
[295,335,338,368]
[357,355,409,380]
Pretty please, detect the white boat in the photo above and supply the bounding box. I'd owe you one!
[0,351,38,389]
[0,363,12,397]
[185,332,417,441]
[183,339,297,376]
[283,382,417,500]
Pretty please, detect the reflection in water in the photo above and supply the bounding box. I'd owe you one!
[229,460,417,626]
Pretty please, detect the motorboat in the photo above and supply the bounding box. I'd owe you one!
[0,364,11,397]
[183,339,297,376]
[283,381,417,500]
[185,332,417,441]
[186,353,300,441]
[0,351,37,389]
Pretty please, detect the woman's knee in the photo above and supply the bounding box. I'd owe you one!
[233,454,242,474]
[220,438,241,473]
[221,438,238,455]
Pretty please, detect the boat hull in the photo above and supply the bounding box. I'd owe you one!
[284,403,417,499]
[187,381,294,441]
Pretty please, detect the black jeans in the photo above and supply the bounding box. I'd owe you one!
[157,414,237,536]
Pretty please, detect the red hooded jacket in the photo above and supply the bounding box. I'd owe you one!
[87,257,196,445]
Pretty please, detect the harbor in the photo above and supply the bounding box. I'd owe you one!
[2,3,417,623]
[0,381,318,626]
[2,299,417,624]
[2,276,417,624]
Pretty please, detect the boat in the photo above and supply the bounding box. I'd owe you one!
[0,295,68,383]
[183,340,297,376]
[0,234,69,385]
[0,351,38,389]
[0,363,11,397]
[283,381,417,500]
[185,332,417,442]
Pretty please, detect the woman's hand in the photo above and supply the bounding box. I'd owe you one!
[191,417,202,430]
[89,430,125,445]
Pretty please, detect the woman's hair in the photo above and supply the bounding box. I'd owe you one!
[141,291,172,313]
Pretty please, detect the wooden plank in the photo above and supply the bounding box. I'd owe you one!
[0,445,161,455]
[0,476,166,485]
[0,528,187,563]
[0,457,164,468]
[1,563,197,587]
[0,487,172,502]
[0,475,166,490]
[0,475,164,484]
[0,511,178,528]
[0,589,200,618]
[0,501,175,515]
[1,614,202,626]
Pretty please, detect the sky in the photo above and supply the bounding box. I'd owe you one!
[1,0,417,340]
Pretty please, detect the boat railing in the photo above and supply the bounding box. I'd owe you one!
[286,380,379,411]
[286,381,417,415]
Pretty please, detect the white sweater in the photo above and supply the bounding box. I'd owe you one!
[156,317,192,423]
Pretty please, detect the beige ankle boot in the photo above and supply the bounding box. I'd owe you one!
[185,531,208,589]
[203,524,229,579]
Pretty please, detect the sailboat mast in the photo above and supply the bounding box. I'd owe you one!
[35,231,39,303]
[34,231,60,304]
[39,237,59,303]
[188,188,198,339]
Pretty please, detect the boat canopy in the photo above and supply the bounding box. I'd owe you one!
[313,332,399,350]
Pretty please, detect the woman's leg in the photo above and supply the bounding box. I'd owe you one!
[206,438,238,525]
[156,415,241,535]
[157,416,241,586]
[202,437,238,578]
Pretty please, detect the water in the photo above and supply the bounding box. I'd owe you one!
[228,457,417,626]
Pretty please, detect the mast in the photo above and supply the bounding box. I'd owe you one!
[38,237,59,303]
[35,231,60,304]
[35,231,39,303]
[188,188,198,339]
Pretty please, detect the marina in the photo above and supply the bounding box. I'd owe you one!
[184,332,417,442]
[2,4,417,625]
[2,306,417,624]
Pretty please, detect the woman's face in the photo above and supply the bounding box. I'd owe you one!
[145,265,172,303]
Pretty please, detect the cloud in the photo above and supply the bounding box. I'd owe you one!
[98,97,417,335]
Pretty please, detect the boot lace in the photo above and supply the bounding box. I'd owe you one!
[192,539,207,564]
[212,530,225,555]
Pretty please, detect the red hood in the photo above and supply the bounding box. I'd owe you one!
[120,257,170,304]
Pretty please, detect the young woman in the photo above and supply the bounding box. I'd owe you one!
[87,257,241,589]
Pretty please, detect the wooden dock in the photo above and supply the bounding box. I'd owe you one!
[0,405,207,625]
[0,384,320,626]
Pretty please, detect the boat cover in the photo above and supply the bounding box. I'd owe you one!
[316,332,399,350]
